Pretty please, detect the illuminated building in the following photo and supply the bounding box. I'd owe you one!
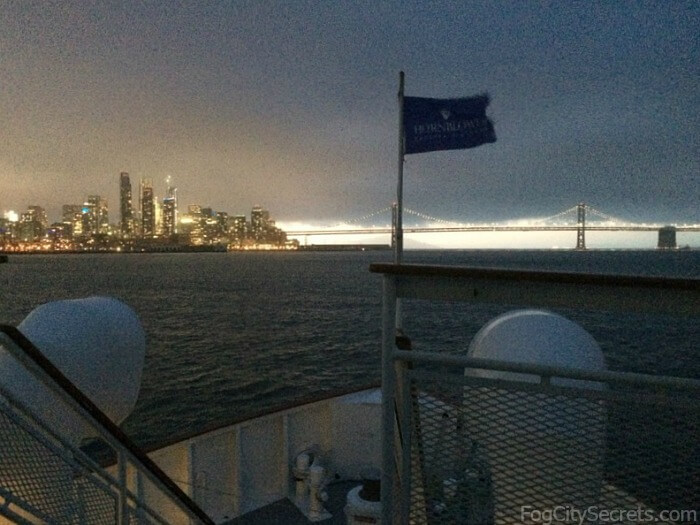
[215,212,228,241]
[251,205,265,241]
[81,201,97,236]
[120,172,134,236]
[246,205,287,247]
[27,206,48,229]
[162,178,177,236]
[162,197,176,236]
[197,208,225,245]
[1,211,19,245]
[141,178,155,237]
[47,223,70,245]
[95,196,109,233]
[82,196,108,236]
[203,216,219,244]
[155,199,163,235]
[180,205,204,244]
[18,206,48,241]
[62,204,83,238]
[230,215,246,244]
[3,211,19,223]
[177,213,195,241]
[0,217,13,245]
[20,205,49,241]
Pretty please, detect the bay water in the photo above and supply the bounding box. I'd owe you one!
[1,250,697,450]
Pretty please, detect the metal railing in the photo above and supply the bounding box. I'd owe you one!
[0,325,214,525]
[370,264,700,524]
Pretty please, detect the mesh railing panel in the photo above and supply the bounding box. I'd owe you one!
[0,395,118,524]
[402,369,698,525]
[128,505,163,525]
[0,330,211,525]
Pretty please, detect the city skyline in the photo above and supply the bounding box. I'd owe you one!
[3,174,699,250]
[1,2,698,228]
[2,172,284,229]
[1,170,298,252]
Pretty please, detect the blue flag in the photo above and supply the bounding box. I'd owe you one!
[403,94,496,154]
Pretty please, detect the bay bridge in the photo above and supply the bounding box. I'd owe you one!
[285,203,700,250]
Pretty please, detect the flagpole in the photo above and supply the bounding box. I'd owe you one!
[396,71,405,265]
[395,71,405,332]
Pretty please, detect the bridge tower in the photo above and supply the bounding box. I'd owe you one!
[657,226,677,249]
[576,203,586,250]
[391,203,397,251]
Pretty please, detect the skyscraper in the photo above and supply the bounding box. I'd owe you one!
[141,178,155,237]
[251,205,264,241]
[82,200,97,236]
[162,177,177,236]
[96,196,109,234]
[82,195,107,235]
[83,195,109,234]
[27,206,48,229]
[120,172,133,236]
[19,206,47,241]
[230,215,246,245]
[62,204,83,237]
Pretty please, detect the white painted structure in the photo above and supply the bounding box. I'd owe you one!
[133,388,381,523]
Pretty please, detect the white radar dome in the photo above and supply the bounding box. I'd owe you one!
[0,296,145,443]
[464,309,607,516]
[467,309,605,388]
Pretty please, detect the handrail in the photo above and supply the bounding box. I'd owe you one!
[369,263,700,290]
[370,263,700,316]
[393,350,700,390]
[0,324,214,525]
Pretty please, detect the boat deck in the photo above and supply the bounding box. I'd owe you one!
[225,481,359,524]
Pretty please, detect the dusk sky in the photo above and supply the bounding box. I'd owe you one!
[2,1,698,229]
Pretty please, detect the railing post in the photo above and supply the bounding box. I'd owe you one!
[233,426,242,517]
[381,275,397,523]
[398,358,412,523]
[117,450,129,525]
[135,470,146,524]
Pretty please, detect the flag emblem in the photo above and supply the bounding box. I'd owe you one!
[403,94,496,154]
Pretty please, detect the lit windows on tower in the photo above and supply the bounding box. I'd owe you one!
[62,204,83,237]
[231,215,246,244]
[18,206,47,242]
[82,195,108,236]
[162,198,176,236]
[120,172,134,236]
[251,205,265,241]
[82,201,97,236]
[141,178,155,238]
[162,177,177,237]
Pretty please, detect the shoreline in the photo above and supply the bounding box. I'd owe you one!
[1,246,695,256]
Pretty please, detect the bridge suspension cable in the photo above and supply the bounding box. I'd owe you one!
[403,207,464,225]
[341,206,393,225]
[585,205,624,223]
[531,204,625,224]
[314,203,631,231]
[532,205,580,223]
